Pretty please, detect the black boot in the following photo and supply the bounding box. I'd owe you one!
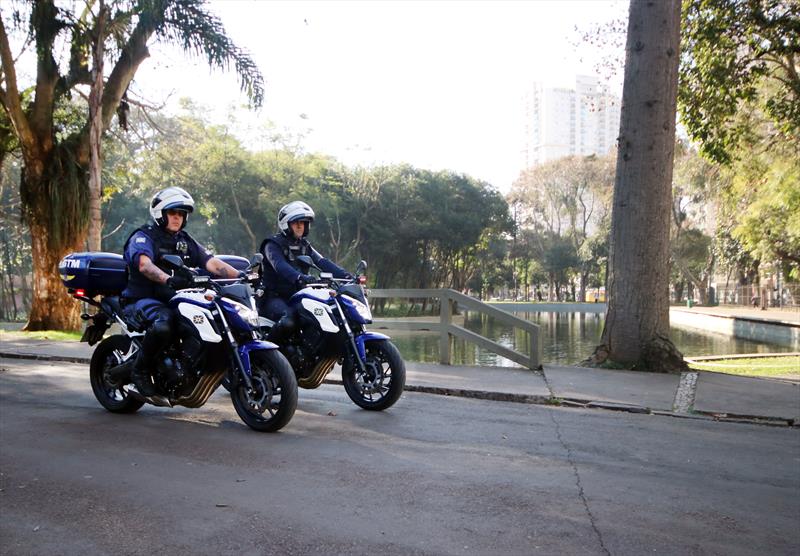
[266,312,296,345]
[130,363,156,397]
[130,317,172,397]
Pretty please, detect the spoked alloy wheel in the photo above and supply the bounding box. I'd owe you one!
[89,335,144,413]
[343,339,406,411]
[230,350,297,432]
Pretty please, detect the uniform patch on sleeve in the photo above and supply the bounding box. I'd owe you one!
[135,236,147,244]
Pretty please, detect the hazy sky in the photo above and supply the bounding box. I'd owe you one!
[20,0,629,191]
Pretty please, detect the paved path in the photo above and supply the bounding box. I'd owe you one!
[2,335,798,425]
[2,358,799,556]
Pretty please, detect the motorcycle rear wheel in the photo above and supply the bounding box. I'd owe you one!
[230,350,298,432]
[90,335,144,413]
[343,339,406,411]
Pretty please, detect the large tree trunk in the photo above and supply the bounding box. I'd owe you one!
[25,219,82,331]
[20,156,88,331]
[588,0,688,373]
[87,4,108,252]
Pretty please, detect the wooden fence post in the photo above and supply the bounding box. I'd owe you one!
[439,289,452,365]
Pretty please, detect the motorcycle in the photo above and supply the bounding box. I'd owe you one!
[58,251,298,432]
[259,257,405,411]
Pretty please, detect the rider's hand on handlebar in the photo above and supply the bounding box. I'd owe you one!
[237,270,249,280]
[296,274,315,287]
[167,274,192,291]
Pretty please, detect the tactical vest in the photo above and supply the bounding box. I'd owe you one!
[122,224,196,300]
[260,233,312,297]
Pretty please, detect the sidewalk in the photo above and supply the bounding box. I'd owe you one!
[672,304,800,324]
[2,335,797,426]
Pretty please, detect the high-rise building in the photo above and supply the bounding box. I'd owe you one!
[520,75,621,169]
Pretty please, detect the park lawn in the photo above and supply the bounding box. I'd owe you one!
[0,329,83,342]
[688,355,800,379]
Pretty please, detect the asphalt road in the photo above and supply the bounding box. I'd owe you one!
[1,358,799,556]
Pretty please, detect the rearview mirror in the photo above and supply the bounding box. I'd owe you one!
[161,254,184,269]
[248,253,264,270]
[356,260,367,275]
[297,255,320,270]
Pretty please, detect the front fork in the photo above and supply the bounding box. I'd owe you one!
[217,304,276,392]
[334,301,390,373]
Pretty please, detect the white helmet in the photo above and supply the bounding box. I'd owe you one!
[150,186,194,229]
[278,201,315,236]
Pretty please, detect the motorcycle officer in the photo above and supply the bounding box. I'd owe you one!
[121,186,242,396]
[259,201,351,343]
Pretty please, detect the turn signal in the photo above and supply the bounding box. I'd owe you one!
[358,276,367,284]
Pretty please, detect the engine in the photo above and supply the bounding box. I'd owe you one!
[156,336,206,396]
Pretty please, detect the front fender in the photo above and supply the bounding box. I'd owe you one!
[354,331,390,361]
[237,340,280,376]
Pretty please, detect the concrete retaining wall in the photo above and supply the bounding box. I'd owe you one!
[487,302,606,314]
[670,309,800,349]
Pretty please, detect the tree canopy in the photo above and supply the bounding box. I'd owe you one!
[0,0,264,329]
[678,0,800,165]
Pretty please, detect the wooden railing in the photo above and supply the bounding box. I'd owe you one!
[368,288,542,370]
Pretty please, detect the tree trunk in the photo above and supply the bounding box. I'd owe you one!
[20,156,86,331]
[87,4,107,252]
[588,0,688,373]
[24,218,81,331]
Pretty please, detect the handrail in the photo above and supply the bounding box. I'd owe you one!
[368,288,542,370]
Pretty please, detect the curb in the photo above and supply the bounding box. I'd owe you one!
[0,352,91,365]
[1,351,796,427]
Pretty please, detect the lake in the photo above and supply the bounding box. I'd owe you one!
[381,310,793,367]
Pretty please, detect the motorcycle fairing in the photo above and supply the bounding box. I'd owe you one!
[238,340,280,376]
[300,297,339,332]
[294,287,331,302]
[338,293,372,324]
[177,302,222,343]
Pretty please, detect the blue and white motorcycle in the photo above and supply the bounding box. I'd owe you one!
[59,252,298,432]
[261,257,405,411]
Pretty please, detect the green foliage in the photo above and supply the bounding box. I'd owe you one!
[509,154,615,299]
[1,0,264,254]
[679,0,800,165]
[98,108,510,291]
[726,146,800,276]
[688,355,800,378]
[151,0,264,107]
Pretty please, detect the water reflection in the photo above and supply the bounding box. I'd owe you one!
[386,310,793,367]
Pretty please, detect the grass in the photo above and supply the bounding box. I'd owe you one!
[0,329,83,342]
[687,355,800,378]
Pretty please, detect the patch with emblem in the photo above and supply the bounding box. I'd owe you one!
[313,308,324,316]
[135,236,147,243]
[192,314,205,324]
[176,240,188,253]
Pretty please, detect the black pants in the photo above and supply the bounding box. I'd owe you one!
[123,298,175,371]
[260,295,296,343]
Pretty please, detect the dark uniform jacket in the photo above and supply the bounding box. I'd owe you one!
[260,233,349,298]
[122,224,212,301]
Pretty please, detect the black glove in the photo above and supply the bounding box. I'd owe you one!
[296,274,315,287]
[167,274,192,291]
[237,270,249,280]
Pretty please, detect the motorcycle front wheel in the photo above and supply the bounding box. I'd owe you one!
[89,335,144,414]
[343,339,406,411]
[230,350,298,432]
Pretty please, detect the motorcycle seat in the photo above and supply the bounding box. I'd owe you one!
[101,296,123,317]
[102,296,145,332]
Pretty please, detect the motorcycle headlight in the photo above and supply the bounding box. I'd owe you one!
[230,300,260,328]
[350,297,372,322]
